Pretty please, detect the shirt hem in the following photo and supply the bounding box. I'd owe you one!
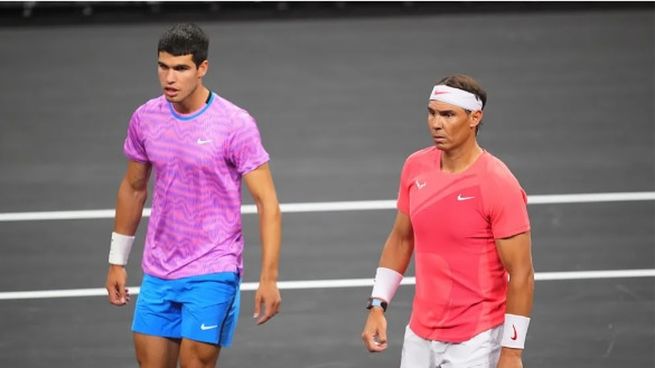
[143,263,241,280]
[494,225,531,240]
[409,318,504,343]
[239,156,270,176]
[124,154,149,164]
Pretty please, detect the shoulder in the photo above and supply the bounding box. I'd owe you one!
[212,93,256,130]
[479,151,523,190]
[130,95,167,122]
[398,146,437,183]
[405,146,436,166]
[135,95,167,114]
[402,146,437,172]
[478,151,530,231]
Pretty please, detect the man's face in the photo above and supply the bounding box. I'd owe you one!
[427,100,482,151]
[157,52,207,104]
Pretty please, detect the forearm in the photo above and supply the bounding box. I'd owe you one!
[368,214,414,306]
[378,231,414,275]
[257,198,281,282]
[500,266,534,357]
[505,266,534,316]
[113,178,147,235]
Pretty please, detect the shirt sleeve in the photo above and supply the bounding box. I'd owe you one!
[396,158,412,215]
[226,111,270,175]
[123,109,149,163]
[485,169,531,239]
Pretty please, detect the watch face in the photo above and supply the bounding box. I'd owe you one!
[367,298,387,311]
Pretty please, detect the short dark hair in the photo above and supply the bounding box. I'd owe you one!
[157,23,209,67]
[436,74,487,110]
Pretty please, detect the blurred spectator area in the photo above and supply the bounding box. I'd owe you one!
[1,1,651,26]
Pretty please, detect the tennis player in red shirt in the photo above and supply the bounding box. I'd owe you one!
[362,74,534,368]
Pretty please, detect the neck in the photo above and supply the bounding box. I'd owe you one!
[172,84,209,114]
[440,139,483,174]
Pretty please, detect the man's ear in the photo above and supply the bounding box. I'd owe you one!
[470,110,483,128]
[197,60,209,78]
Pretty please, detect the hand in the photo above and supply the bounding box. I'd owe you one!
[253,280,281,325]
[105,264,130,306]
[361,308,388,352]
[497,347,523,368]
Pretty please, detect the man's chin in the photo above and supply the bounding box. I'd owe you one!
[164,95,181,103]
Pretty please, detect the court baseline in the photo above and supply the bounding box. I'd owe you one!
[1,268,653,301]
[0,191,653,222]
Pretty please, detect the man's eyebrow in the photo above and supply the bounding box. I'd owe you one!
[428,107,455,114]
[157,61,191,69]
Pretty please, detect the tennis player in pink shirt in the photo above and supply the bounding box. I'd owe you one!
[362,74,534,368]
[105,23,281,368]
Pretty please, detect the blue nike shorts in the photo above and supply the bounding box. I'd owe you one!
[132,272,240,346]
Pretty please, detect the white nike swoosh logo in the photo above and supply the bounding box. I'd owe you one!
[457,194,475,201]
[416,180,427,189]
[197,139,212,145]
[200,324,218,331]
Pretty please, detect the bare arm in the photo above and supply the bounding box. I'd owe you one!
[105,160,151,306]
[378,212,415,274]
[114,161,151,235]
[243,163,282,325]
[362,211,414,352]
[495,231,534,367]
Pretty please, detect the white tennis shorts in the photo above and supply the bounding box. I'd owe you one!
[400,325,502,368]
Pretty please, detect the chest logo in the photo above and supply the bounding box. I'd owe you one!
[197,138,212,145]
[415,180,427,190]
[457,194,475,201]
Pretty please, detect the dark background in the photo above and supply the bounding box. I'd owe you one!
[0,2,653,367]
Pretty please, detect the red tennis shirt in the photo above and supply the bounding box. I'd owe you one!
[397,147,530,342]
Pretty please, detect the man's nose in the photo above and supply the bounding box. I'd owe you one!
[165,69,176,84]
[430,115,443,129]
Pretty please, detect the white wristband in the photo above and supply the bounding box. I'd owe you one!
[108,232,135,265]
[501,313,531,349]
[370,267,403,304]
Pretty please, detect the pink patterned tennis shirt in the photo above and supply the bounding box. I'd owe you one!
[123,92,269,279]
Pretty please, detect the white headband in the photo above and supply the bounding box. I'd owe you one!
[429,85,483,111]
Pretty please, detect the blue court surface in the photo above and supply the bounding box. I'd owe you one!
[0,5,653,368]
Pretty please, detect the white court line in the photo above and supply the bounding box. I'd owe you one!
[1,269,653,301]
[0,191,653,222]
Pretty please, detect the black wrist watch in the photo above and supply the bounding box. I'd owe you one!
[366,297,388,312]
